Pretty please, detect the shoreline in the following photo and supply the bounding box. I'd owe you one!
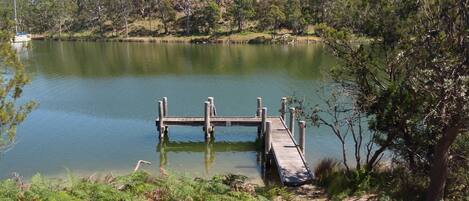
[31,33,322,45]
[0,171,327,200]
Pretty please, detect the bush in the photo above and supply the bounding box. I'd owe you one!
[314,158,376,200]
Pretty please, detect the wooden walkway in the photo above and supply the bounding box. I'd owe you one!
[155,97,313,186]
[158,116,262,127]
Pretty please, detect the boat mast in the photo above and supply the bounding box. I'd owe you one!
[14,0,18,33]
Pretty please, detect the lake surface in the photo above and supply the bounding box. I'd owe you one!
[1,41,342,183]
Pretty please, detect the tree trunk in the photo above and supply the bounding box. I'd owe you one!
[125,16,129,38]
[426,127,460,201]
[59,21,62,39]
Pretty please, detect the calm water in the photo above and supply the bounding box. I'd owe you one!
[1,41,342,183]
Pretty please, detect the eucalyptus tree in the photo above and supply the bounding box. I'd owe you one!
[227,0,254,32]
[201,0,220,34]
[156,0,176,34]
[267,4,285,33]
[285,0,304,34]
[319,0,468,200]
[182,0,192,35]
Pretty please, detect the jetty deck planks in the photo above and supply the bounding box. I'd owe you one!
[155,115,312,186]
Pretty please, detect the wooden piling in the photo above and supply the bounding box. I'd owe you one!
[289,107,295,136]
[155,108,313,186]
[256,97,262,117]
[162,97,168,117]
[261,107,267,138]
[158,101,165,139]
[265,121,272,155]
[299,121,306,155]
[204,101,212,139]
[208,97,216,116]
[281,97,287,120]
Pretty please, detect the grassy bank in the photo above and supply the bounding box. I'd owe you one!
[0,171,300,201]
[34,32,321,45]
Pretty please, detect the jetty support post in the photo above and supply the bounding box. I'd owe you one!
[158,100,165,139]
[299,121,306,155]
[280,97,287,120]
[163,97,169,132]
[256,97,262,117]
[208,97,216,134]
[256,97,262,135]
[265,121,272,155]
[208,97,216,116]
[260,107,267,139]
[162,97,168,117]
[289,107,295,136]
[204,101,212,139]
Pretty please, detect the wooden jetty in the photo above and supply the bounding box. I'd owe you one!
[155,97,313,186]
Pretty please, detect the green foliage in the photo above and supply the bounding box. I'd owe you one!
[202,1,221,34]
[227,0,255,31]
[314,158,385,200]
[190,0,221,34]
[256,186,294,201]
[0,179,20,200]
[0,171,292,201]
[285,0,306,34]
[318,0,468,200]
[256,0,285,32]
[0,7,37,151]
[268,5,285,32]
[156,0,176,34]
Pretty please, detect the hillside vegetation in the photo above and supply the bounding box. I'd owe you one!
[2,0,358,43]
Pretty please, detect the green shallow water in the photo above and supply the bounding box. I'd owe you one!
[1,41,345,183]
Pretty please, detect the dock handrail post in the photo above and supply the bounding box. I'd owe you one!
[289,107,295,136]
[299,121,306,155]
[158,101,165,139]
[256,97,262,117]
[265,121,272,155]
[208,97,216,116]
[261,107,267,138]
[281,97,287,120]
[204,101,212,139]
[162,97,168,117]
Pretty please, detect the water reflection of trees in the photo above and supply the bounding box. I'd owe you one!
[156,140,280,184]
[30,42,336,79]
[157,140,259,174]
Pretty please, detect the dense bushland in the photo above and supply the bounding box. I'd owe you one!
[1,0,380,38]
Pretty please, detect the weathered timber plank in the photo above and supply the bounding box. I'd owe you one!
[155,116,263,127]
[268,117,313,186]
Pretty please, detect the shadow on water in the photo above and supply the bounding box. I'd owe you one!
[157,137,281,185]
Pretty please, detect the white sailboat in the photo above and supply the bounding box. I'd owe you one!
[12,0,31,43]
